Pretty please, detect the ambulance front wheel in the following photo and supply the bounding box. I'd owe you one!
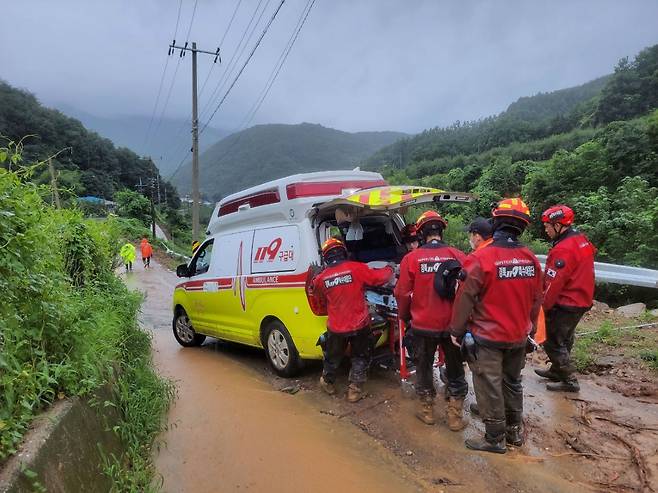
[264,320,300,377]
[173,308,206,347]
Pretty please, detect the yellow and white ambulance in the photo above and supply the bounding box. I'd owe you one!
[172,170,470,376]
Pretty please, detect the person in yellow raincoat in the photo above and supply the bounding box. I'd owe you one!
[120,242,136,272]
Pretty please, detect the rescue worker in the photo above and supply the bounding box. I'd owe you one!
[140,237,153,269]
[394,211,468,429]
[535,205,596,392]
[311,238,394,402]
[450,199,542,453]
[466,217,493,251]
[120,242,136,272]
[401,224,419,252]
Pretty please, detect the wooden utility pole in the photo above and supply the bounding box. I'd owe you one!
[168,41,220,241]
[48,158,61,209]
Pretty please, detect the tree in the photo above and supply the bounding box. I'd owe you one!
[114,189,151,226]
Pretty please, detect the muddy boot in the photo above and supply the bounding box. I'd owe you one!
[465,422,506,454]
[506,424,523,447]
[415,396,435,425]
[534,367,561,381]
[319,376,336,395]
[546,379,580,392]
[347,383,364,403]
[469,402,480,417]
[447,397,467,431]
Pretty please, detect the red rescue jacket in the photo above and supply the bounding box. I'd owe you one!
[543,229,596,312]
[311,261,393,334]
[451,238,543,347]
[394,241,466,334]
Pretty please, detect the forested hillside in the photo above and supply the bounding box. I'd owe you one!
[173,123,406,200]
[0,81,178,204]
[371,44,658,270]
[56,104,230,176]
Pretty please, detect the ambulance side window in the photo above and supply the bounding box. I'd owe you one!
[191,240,214,276]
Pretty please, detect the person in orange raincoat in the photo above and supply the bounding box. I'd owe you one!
[140,238,153,269]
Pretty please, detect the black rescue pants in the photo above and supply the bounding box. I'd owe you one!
[322,329,372,385]
[469,344,525,441]
[543,306,587,382]
[413,331,467,399]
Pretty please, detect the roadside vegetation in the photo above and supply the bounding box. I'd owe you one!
[372,44,658,308]
[0,145,173,491]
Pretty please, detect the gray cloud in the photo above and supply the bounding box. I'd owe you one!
[2,0,658,134]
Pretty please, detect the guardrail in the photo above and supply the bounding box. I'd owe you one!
[536,255,658,289]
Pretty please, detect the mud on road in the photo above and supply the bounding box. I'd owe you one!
[125,259,658,493]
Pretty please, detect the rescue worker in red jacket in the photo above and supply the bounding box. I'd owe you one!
[535,205,596,392]
[450,199,542,453]
[395,211,468,429]
[401,224,420,252]
[466,217,493,252]
[312,238,394,402]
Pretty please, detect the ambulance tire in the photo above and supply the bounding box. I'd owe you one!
[173,308,206,347]
[264,320,300,377]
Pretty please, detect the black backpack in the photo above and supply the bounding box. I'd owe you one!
[433,259,463,300]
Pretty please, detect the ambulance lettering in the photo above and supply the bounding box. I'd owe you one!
[254,238,282,263]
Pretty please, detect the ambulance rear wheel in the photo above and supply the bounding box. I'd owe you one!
[173,309,206,347]
[265,321,300,377]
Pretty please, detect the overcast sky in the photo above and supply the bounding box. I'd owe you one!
[2,0,658,134]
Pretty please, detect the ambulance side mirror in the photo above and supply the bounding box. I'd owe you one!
[176,263,190,278]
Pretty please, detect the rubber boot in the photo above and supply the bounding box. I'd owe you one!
[546,379,580,392]
[347,383,364,403]
[506,424,523,446]
[465,422,506,454]
[469,402,480,417]
[415,396,435,425]
[319,376,336,395]
[534,367,561,381]
[447,397,467,431]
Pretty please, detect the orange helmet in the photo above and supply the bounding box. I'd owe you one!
[415,210,448,235]
[492,198,531,224]
[321,237,347,258]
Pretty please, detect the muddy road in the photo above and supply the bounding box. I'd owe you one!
[124,259,658,493]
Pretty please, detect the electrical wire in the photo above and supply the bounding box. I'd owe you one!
[200,0,287,135]
[144,0,183,147]
[163,0,264,167]
[151,0,199,141]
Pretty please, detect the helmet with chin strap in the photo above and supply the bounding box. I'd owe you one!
[415,210,448,238]
[541,205,575,226]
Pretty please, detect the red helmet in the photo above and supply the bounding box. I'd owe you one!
[401,224,418,243]
[321,237,347,258]
[541,205,574,226]
[492,198,531,224]
[415,210,448,235]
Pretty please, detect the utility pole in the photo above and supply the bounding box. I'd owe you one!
[168,40,220,241]
[136,176,156,241]
[48,157,61,209]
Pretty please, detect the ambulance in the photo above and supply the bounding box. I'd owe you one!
[172,169,471,376]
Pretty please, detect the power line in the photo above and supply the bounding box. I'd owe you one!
[151,0,199,140]
[242,0,315,128]
[200,0,287,135]
[160,0,245,162]
[144,0,183,147]
[164,0,271,175]
[198,0,267,122]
